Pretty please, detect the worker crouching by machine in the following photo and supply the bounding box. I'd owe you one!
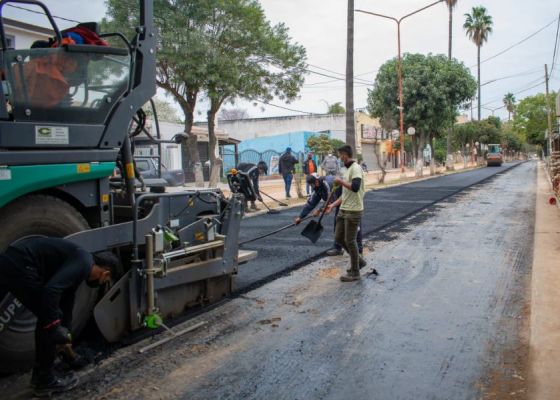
[0,238,118,397]
[230,161,268,213]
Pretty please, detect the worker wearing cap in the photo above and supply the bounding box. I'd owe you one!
[294,173,333,224]
[236,161,267,212]
[326,145,366,282]
[0,237,119,397]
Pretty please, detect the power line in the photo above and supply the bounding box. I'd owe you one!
[6,3,81,24]
[481,79,545,107]
[551,12,560,74]
[481,67,542,87]
[306,63,374,84]
[469,17,558,68]
[253,100,314,115]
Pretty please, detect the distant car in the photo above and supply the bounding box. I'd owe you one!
[135,157,185,186]
[486,144,503,167]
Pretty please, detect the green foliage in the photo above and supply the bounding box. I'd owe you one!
[307,134,345,157]
[434,137,448,164]
[327,102,345,114]
[463,6,493,47]
[512,92,556,146]
[143,98,181,123]
[307,134,332,157]
[330,138,346,151]
[486,115,501,129]
[367,53,476,141]
[453,119,501,147]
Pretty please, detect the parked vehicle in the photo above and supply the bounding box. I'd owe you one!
[136,157,185,186]
[486,144,503,167]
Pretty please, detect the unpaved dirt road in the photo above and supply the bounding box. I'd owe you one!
[47,162,535,400]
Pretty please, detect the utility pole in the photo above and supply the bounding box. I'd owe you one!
[346,0,356,152]
[545,64,553,157]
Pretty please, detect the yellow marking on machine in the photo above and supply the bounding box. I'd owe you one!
[77,164,91,174]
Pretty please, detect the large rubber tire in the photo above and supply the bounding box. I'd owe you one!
[0,195,95,373]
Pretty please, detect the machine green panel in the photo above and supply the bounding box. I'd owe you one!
[0,162,115,208]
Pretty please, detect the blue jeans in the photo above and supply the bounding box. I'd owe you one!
[283,173,293,197]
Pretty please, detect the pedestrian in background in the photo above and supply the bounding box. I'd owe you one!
[279,147,299,199]
[303,153,317,196]
[326,145,366,282]
[321,152,340,176]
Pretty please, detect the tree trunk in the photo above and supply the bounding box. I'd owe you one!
[462,144,467,168]
[345,0,356,151]
[207,102,223,188]
[179,91,203,186]
[477,44,481,121]
[374,141,387,184]
[429,133,436,176]
[415,133,425,177]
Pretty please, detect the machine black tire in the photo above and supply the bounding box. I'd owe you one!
[0,195,95,373]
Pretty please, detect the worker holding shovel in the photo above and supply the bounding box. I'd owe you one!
[325,145,366,282]
[294,173,334,225]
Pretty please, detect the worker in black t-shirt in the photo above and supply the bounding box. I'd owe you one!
[0,237,119,397]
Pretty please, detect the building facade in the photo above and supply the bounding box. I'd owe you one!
[3,17,53,49]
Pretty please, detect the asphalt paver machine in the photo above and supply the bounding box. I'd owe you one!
[0,0,254,372]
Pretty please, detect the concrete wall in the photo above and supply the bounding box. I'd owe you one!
[217,114,346,143]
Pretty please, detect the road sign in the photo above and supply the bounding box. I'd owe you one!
[407,127,416,136]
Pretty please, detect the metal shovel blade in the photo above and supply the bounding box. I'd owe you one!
[301,220,324,243]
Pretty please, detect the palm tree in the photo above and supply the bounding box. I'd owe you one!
[445,0,458,171]
[446,0,458,59]
[503,92,516,121]
[464,6,493,121]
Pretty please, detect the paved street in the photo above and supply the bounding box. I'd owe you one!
[39,161,536,400]
[237,163,522,289]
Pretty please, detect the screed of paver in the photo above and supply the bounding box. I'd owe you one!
[528,164,560,400]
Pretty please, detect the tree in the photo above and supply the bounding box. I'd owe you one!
[513,92,557,147]
[464,6,493,121]
[445,0,458,171]
[104,0,212,186]
[503,92,516,121]
[345,0,356,151]
[143,98,181,123]
[367,53,476,177]
[307,134,333,158]
[203,0,307,187]
[219,108,249,121]
[327,102,345,114]
[486,115,501,129]
[446,0,458,60]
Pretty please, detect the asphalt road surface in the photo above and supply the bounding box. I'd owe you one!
[54,161,535,400]
[237,163,522,289]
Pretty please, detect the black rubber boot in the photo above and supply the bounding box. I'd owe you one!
[33,372,79,398]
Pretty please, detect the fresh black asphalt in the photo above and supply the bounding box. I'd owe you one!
[236,163,521,289]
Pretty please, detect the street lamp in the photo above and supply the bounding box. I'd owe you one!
[356,0,444,173]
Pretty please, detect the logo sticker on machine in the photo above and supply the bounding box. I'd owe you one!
[0,168,11,180]
[35,126,69,145]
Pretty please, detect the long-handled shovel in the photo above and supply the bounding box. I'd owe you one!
[300,185,337,244]
[258,198,281,214]
[259,190,288,207]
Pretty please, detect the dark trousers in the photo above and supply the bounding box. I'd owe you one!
[333,207,363,253]
[0,253,60,378]
[334,210,363,272]
[282,173,293,197]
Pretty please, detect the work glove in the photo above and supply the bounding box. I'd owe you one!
[294,217,302,225]
[46,324,72,345]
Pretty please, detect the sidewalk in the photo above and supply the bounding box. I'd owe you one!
[528,162,560,399]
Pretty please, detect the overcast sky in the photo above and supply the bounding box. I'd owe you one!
[5,0,560,122]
